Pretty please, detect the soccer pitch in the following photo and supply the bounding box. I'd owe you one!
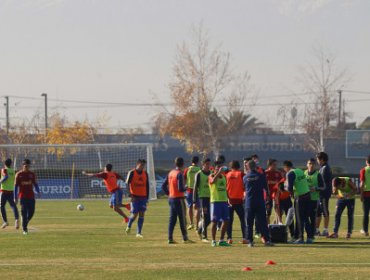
[0,199,370,280]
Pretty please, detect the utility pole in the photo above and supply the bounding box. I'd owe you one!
[337,90,342,127]
[4,96,9,135]
[41,93,48,135]
[41,93,48,169]
[320,126,324,152]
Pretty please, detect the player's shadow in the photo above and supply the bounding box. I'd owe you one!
[279,241,370,249]
[315,241,370,247]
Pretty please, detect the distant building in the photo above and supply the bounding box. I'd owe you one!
[359,116,370,129]
[93,133,367,174]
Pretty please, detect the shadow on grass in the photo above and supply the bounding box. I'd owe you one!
[276,241,370,249]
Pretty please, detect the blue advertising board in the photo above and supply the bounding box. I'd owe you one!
[346,130,370,159]
[38,179,79,199]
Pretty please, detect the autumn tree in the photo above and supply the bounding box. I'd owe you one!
[44,113,94,144]
[44,113,96,158]
[157,24,255,156]
[117,127,145,143]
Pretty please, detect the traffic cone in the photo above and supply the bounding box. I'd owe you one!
[242,267,253,271]
[265,260,276,265]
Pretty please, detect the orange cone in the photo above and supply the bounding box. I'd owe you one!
[242,267,253,271]
[265,260,276,265]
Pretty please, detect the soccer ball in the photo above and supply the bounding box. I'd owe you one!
[77,204,84,211]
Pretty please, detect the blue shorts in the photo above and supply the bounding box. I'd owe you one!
[110,188,123,207]
[131,199,148,214]
[185,189,199,208]
[210,202,230,223]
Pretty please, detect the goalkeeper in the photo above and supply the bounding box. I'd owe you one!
[83,164,130,223]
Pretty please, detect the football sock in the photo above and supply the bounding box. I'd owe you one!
[137,217,144,234]
[128,216,135,228]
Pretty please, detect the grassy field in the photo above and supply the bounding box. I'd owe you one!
[0,198,370,280]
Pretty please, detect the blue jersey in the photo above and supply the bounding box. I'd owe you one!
[243,170,268,208]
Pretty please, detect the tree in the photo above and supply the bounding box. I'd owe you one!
[0,112,45,165]
[280,46,350,152]
[6,112,43,145]
[45,113,95,144]
[117,127,145,143]
[157,24,255,156]
[223,110,262,135]
[44,113,96,158]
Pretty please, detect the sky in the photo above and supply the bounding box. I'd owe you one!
[0,0,369,132]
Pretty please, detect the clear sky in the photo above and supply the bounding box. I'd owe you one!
[0,0,369,132]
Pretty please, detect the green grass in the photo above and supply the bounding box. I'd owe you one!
[0,198,370,279]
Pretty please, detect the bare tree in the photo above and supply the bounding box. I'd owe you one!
[0,111,44,165]
[157,23,255,156]
[279,46,350,152]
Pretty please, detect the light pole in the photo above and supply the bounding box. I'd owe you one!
[41,93,48,135]
[41,93,48,168]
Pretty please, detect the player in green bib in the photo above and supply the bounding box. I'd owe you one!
[329,177,357,239]
[184,156,201,230]
[283,160,312,244]
[0,158,19,229]
[193,158,211,242]
[208,160,230,247]
[304,159,324,240]
[360,155,370,236]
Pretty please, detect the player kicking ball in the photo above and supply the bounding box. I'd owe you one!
[82,164,130,223]
[14,159,41,235]
[125,159,149,238]
[209,160,230,247]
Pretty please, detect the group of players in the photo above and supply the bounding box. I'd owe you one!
[1,153,370,247]
[0,158,151,237]
[161,153,370,247]
[0,158,40,235]
[83,159,150,238]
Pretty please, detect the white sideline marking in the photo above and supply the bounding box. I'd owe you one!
[0,262,369,267]
[34,214,369,219]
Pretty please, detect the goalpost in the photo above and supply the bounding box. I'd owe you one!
[0,143,157,200]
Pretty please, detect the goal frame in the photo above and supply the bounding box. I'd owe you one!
[0,143,157,200]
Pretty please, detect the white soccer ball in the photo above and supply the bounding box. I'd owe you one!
[77,204,84,211]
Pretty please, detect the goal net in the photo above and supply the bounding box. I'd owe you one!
[0,143,157,200]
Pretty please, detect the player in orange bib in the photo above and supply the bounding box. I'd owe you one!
[162,157,191,244]
[225,160,247,244]
[83,164,130,223]
[125,159,149,237]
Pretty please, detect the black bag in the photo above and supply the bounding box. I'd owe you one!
[269,224,288,243]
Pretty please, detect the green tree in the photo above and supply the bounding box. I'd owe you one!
[223,110,261,135]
